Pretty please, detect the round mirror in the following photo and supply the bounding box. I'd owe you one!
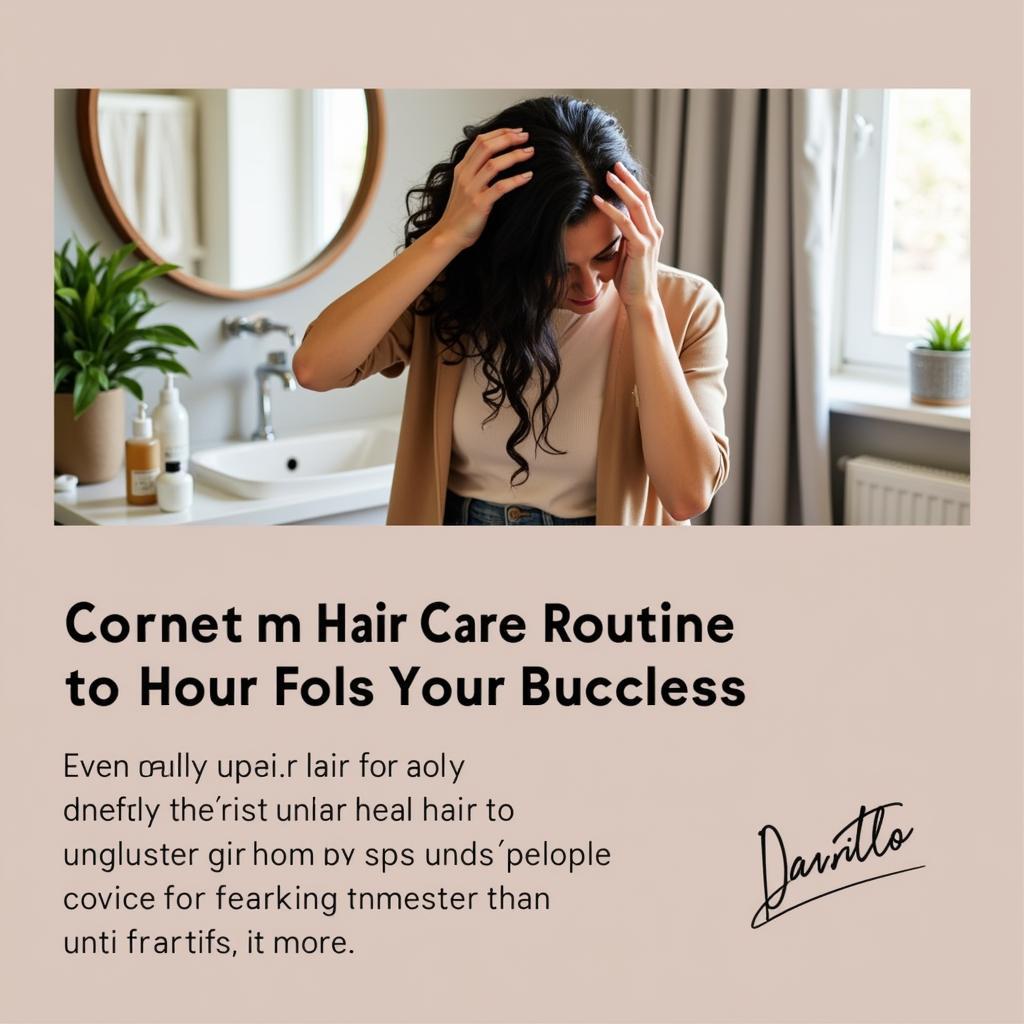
[76,89,384,299]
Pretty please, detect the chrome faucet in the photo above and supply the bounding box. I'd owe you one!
[253,351,296,441]
[222,314,297,348]
[222,314,298,441]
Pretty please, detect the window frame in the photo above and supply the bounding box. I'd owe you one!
[833,88,970,374]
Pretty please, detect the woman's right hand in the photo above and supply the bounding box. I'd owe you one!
[433,127,535,252]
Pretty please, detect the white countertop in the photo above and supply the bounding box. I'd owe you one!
[54,428,396,526]
[54,475,391,526]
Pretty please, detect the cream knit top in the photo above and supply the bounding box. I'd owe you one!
[311,263,730,524]
[447,286,619,517]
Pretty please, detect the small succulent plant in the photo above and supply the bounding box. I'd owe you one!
[922,316,970,352]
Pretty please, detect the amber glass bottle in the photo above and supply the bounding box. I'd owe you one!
[125,402,161,506]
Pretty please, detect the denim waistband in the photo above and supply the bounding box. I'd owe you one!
[443,489,596,526]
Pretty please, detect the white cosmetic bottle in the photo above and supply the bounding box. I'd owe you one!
[153,373,190,470]
[156,460,194,512]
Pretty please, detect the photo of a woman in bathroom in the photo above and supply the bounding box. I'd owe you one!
[54,88,971,526]
[294,95,729,526]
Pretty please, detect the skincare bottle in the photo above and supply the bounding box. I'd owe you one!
[153,372,190,469]
[156,460,194,512]
[125,402,161,506]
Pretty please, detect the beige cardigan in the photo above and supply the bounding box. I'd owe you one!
[315,263,729,525]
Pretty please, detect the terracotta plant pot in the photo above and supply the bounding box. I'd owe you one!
[907,344,971,406]
[54,387,125,483]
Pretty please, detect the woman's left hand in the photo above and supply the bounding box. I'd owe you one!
[592,161,665,309]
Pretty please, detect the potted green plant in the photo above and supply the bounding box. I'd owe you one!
[907,316,971,407]
[54,238,198,482]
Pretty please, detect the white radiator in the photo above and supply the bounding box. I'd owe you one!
[842,456,970,525]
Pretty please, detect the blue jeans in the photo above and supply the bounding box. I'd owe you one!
[443,489,596,526]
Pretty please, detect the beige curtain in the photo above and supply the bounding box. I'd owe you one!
[633,90,845,525]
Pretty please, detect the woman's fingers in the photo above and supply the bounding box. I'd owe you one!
[613,161,663,239]
[475,125,523,143]
[603,167,655,238]
[472,144,535,189]
[485,169,534,202]
[437,127,536,250]
[461,128,530,179]
[592,191,644,243]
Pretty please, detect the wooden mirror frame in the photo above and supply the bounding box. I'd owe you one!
[76,89,386,300]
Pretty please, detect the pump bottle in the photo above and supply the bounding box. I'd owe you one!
[153,372,190,470]
[125,402,161,506]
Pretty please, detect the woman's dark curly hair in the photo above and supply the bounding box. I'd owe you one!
[398,94,649,485]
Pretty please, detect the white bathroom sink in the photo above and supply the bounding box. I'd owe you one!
[191,420,399,500]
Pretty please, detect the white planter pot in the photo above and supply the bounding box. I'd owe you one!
[907,344,970,406]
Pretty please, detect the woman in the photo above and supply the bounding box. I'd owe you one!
[294,95,729,525]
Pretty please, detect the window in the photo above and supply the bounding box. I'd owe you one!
[835,89,970,372]
[310,90,369,250]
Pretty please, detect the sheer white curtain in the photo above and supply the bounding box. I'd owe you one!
[632,89,846,525]
[97,93,202,275]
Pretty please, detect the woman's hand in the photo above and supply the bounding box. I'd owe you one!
[433,127,535,252]
[592,161,665,308]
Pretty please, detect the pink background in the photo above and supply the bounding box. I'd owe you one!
[1,0,1022,1020]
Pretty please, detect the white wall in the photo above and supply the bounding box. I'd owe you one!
[55,88,635,447]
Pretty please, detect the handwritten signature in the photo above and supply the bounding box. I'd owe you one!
[751,801,924,928]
